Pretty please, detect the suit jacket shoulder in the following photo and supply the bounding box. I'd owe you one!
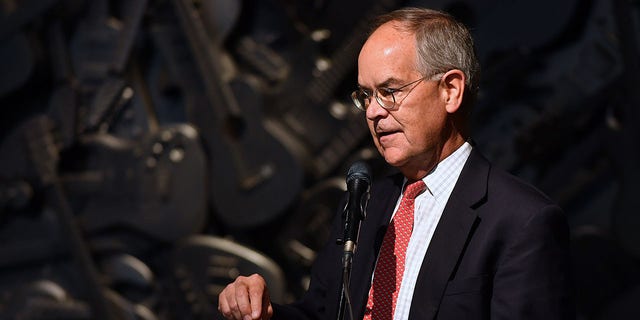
[410,148,574,320]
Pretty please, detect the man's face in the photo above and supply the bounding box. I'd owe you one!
[357,22,449,172]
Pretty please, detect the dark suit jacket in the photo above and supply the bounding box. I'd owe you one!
[274,149,574,319]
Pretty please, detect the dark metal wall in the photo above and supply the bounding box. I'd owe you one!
[1,0,639,319]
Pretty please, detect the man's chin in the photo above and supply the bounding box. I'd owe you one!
[382,152,408,168]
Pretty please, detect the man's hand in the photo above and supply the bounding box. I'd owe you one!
[218,274,273,320]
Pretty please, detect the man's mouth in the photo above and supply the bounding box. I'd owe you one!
[376,129,399,143]
[376,127,398,136]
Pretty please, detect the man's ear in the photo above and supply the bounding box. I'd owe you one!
[441,69,466,114]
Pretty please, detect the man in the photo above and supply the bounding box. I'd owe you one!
[218,7,574,320]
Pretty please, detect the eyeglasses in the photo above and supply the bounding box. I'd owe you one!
[351,73,442,111]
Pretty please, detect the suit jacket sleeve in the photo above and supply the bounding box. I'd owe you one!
[272,174,403,319]
[271,194,347,320]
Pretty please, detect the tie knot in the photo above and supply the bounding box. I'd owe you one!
[403,180,426,200]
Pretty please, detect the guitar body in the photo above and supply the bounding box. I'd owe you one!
[68,124,208,243]
[207,76,304,229]
[160,0,304,229]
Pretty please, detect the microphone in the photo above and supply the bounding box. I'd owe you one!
[341,161,372,259]
[336,161,372,320]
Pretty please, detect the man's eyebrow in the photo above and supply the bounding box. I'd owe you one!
[358,77,402,89]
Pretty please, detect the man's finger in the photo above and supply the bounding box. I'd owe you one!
[248,284,265,319]
[235,279,254,318]
[219,285,239,319]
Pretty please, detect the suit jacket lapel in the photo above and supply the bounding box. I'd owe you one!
[409,149,490,319]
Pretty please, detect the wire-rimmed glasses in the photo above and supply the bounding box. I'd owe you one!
[351,73,443,111]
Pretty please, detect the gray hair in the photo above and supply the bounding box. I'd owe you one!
[370,7,481,108]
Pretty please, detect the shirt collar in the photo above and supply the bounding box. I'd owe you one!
[414,142,472,198]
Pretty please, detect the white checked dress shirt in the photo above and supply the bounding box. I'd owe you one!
[390,142,472,320]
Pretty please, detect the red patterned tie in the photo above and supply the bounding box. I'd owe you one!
[363,179,426,320]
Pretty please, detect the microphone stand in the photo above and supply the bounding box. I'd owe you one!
[336,203,365,320]
[337,238,358,320]
[336,162,370,320]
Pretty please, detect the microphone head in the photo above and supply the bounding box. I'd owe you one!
[346,161,372,185]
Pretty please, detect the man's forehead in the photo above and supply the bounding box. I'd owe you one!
[360,27,416,67]
[358,49,418,85]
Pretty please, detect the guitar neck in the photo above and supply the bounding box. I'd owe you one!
[171,0,241,118]
[305,0,403,105]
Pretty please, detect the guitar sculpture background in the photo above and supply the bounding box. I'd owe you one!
[0,0,639,319]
